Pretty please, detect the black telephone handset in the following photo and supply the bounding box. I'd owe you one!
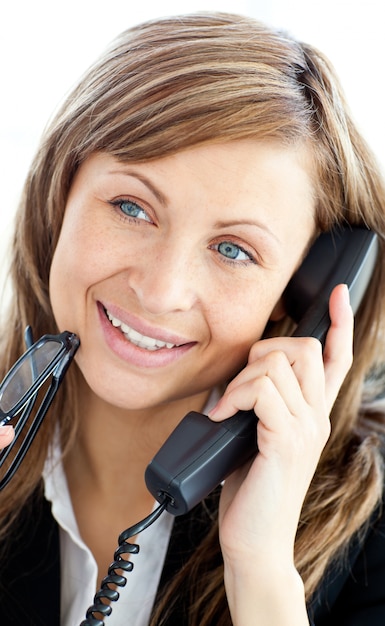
[145,227,378,516]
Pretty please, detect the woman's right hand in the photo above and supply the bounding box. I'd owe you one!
[0,425,14,449]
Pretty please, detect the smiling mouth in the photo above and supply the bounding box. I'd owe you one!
[105,308,180,351]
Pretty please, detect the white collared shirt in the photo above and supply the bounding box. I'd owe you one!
[44,443,174,626]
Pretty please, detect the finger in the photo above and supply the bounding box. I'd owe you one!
[211,372,330,464]
[323,284,354,409]
[227,336,324,408]
[0,425,15,449]
[210,349,312,421]
[209,369,293,424]
[253,337,324,408]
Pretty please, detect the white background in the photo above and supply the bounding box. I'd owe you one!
[0,0,384,299]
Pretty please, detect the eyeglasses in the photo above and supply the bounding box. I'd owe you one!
[0,327,79,489]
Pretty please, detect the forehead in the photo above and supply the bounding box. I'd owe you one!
[72,139,315,195]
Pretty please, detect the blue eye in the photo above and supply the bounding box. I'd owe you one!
[112,199,151,222]
[217,241,253,263]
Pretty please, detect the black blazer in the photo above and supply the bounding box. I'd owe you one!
[1,488,385,625]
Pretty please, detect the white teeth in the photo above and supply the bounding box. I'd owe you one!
[106,310,177,350]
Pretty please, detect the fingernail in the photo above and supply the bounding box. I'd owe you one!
[342,283,350,302]
[208,401,223,419]
[208,404,227,421]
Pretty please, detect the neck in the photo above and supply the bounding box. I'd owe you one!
[63,377,212,581]
[64,375,212,500]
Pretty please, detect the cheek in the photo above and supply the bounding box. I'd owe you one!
[205,273,290,369]
[207,296,271,364]
[49,218,94,331]
[49,238,76,332]
[50,212,106,294]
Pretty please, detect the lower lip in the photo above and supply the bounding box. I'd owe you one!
[97,304,195,368]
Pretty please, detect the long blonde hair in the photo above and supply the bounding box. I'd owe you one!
[1,12,385,624]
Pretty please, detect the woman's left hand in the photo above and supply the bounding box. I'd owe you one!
[208,284,353,624]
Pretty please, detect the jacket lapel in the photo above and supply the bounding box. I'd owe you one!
[0,489,61,625]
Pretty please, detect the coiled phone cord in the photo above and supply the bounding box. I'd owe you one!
[80,495,170,626]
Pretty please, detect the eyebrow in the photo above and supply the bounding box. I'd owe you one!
[108,169,168,206]
[214,219,280,244]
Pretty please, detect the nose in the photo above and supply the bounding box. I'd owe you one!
[127,243,199,316]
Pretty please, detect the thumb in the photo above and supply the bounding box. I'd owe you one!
[323,284,354,410]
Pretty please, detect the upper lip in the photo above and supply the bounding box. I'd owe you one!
[100,302,194,347]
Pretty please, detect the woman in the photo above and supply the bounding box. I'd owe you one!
[0,12,385,626]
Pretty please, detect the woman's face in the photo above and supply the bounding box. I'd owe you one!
[49,140,315,411]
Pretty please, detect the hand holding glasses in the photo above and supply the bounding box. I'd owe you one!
[0,327,79,490]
